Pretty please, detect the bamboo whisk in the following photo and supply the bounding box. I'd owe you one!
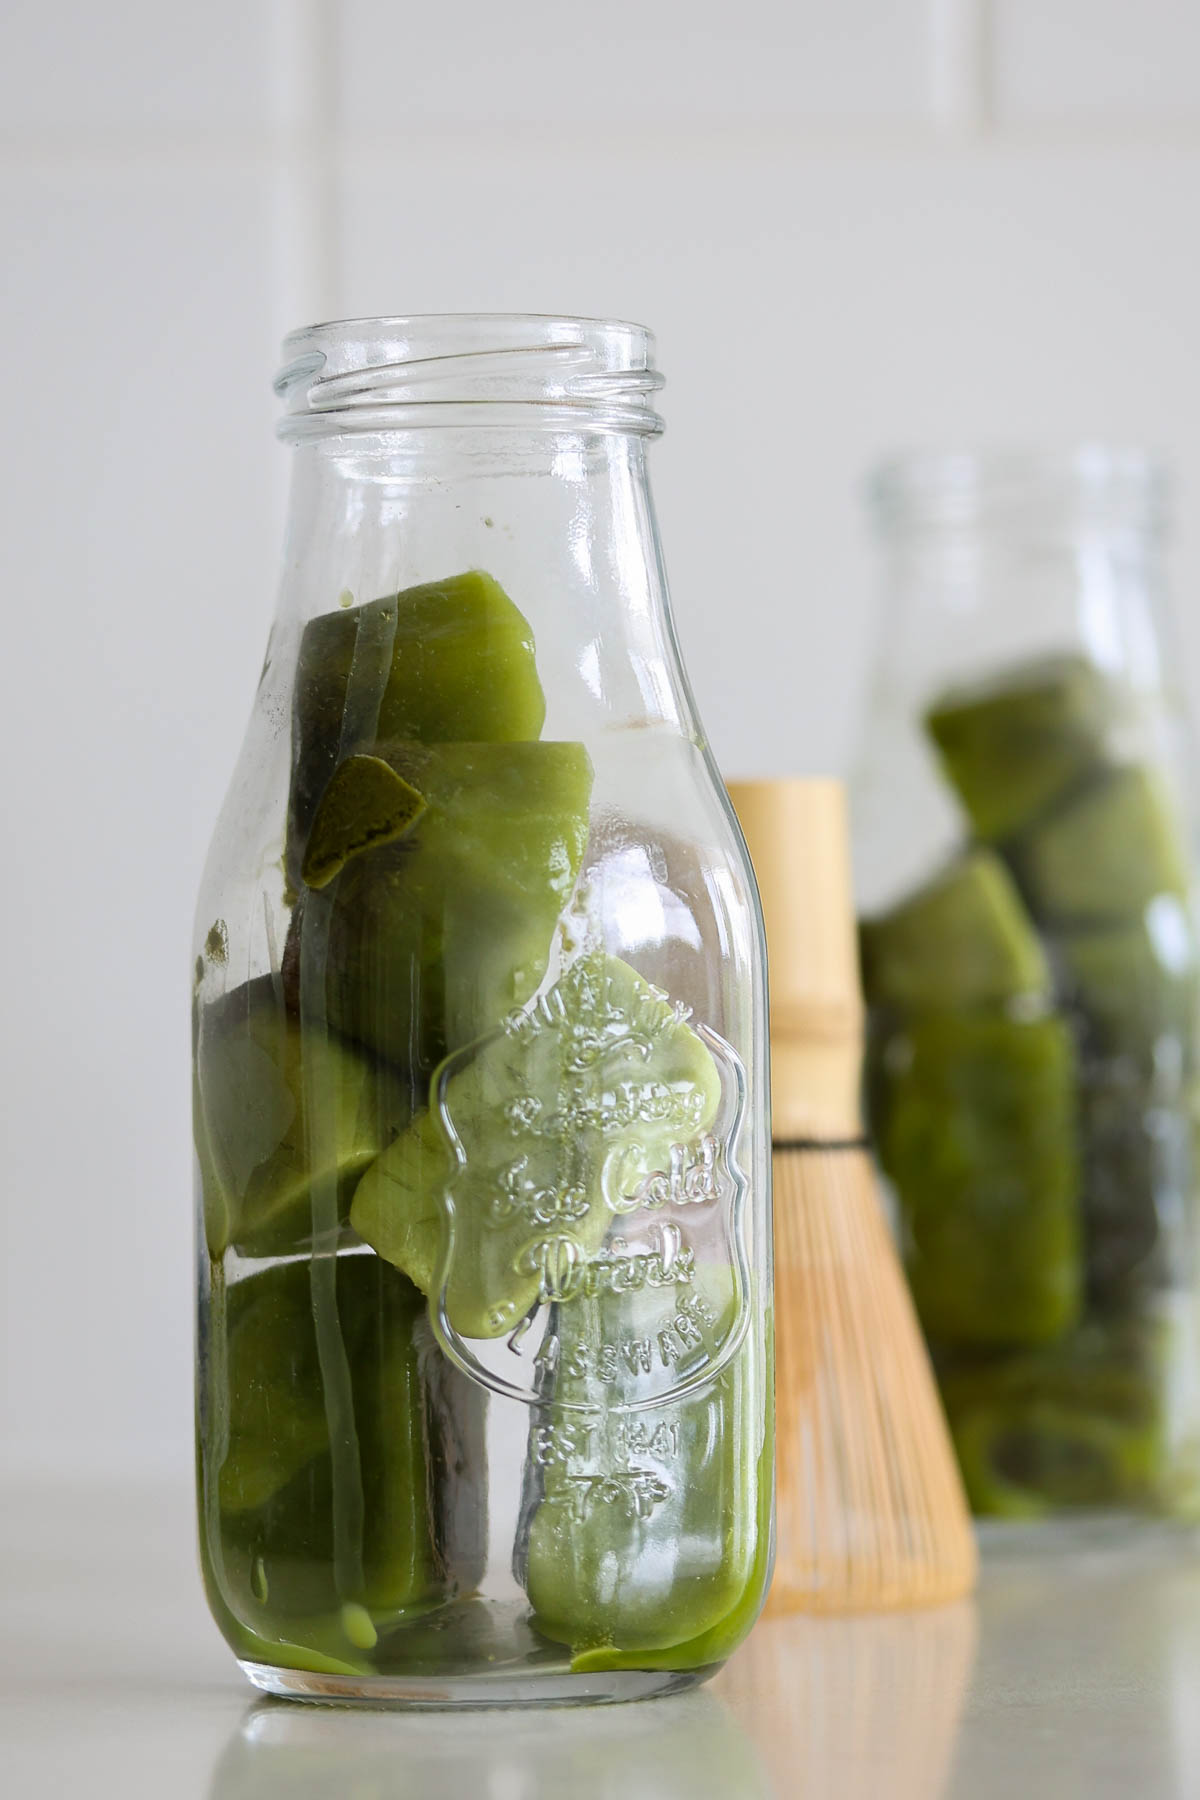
[728,778,976,1613]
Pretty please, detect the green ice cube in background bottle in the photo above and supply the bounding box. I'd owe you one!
[1012,764,1190,926]
[1078,1068,1195,1307]
[874,1010,1082,1348]
[1056,897,1199,1063]
[938,1319,1170,1517]
[859,849,1050,1011]
[924,654,1114,843]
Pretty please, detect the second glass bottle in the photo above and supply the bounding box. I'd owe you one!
[852,449,1200,1521]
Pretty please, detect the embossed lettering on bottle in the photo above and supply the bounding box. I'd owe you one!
[429,948,751,1413]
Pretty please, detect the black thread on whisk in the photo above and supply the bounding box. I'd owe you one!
[773,1136,870,1153]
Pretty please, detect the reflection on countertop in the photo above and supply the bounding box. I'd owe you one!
[204,1572,982,1800]
[206,1599,981,1800]
[210,1688,770,1800]
[719,1600,978,1800]
[6,1487,1200,1800]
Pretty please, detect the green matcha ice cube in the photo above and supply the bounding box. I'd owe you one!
[925,654,1113,842]
[213,1257,486,1622]
[938,1321,1167,1517]
[1078,1068,1195,1307]
[194,978,410,1259]
[520,1282,768,1669]
[287,570,546,891]
[217,1263,337,1515]
[301,754,426,890]
[1013,764,1190,925]
[294,739,593,1074]
[351,952,722,1340]
[859,850,1049,1012]
[564,1471,774,1675]
[872,1010,1082,1347]
[1058,897,1199,1061]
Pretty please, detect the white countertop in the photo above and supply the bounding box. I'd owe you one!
[5,1482,1200,1798]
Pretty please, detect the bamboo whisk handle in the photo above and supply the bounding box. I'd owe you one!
[726,777,864,1141]
[727,773,978,1614]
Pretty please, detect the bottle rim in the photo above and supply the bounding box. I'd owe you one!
[275,312,665,441]
[868,445,1167,536]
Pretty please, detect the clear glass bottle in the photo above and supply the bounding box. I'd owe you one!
[193,314,773,1705]
[851,449,1200,1521]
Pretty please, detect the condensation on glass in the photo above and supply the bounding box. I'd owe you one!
[851,448,1200,1521]
[192,315,773,1705]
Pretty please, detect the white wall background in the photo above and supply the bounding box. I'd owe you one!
[7,0,1200,1478]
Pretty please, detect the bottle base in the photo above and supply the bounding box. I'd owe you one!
[239,1658,716,1710]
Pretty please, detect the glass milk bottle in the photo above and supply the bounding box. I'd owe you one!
[193,314,773,1703]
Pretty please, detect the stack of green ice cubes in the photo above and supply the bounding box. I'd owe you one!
[194,571,756,1674]
[860,655,1200,1516]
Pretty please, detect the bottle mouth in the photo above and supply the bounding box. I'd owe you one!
[869,445,1167,537]
[275,312,665,440]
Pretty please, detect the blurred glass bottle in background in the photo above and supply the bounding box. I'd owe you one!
[851,449,1200,1519]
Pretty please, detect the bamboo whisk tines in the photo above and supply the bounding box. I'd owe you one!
[727,777,976,1613]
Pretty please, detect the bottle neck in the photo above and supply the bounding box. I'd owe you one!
[273,426,696,743]
[866,449,1172,703]
[852,454,1183,912]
